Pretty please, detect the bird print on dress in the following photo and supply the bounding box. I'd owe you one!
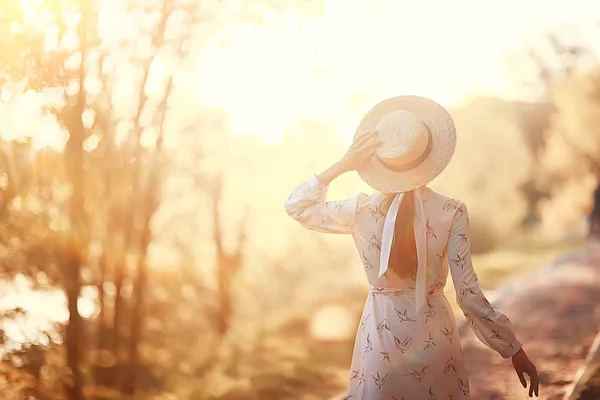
[372,372,388,390]
[358,370,366,387]
[395,308,416,323]
[342,396,353,400]
[313,185,325,197]
[436,251,445,261]
[334,202,344,214]
[404,365,430,383]
[363,333,374,359]
[441,326,454,343]
[464,313,480,333]
[490,330,503,340]
[391,395,405,400]
[350,370,359,381]
[441,305,451,315]
[458,378,470,396]
[458,233,468,243]
[459,282,477,301]
[377,319,391,332]
[444,356,457,374]
[442,199,460,212]
[425,302,437,323]
[381,351,391,362]
[429,276,445,295]
[369,205,385,223]
[394,336,413,354]
[482,297,494,310]
[360,314,371,333]
[318,218,329,231]
[428,385,438,400]
[426,219,437,239]
[451,254,467,269]
[482,315,494,323]
[423,332,436,351]
[362,252,375,271]
[369,235,382,252]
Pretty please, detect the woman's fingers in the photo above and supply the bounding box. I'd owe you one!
[529,370,539,397]
[362,142,382,157]
[517,370,527,388]
[356,136,380,153]
[366,140,382,149]
[354,130,378,148]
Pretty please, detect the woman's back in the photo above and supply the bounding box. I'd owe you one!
[350,187,460,291]
[284,176,522,399]
[283,94,538,398]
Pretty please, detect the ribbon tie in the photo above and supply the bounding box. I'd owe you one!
[377,187,428,326]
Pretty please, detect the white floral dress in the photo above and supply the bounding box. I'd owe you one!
[284,175,523,399]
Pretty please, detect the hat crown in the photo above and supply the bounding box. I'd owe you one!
[375,110,430,167]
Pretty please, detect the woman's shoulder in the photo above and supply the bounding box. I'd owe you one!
[354,191,393,214]
[354,187,469,216]
[422,187,467,213]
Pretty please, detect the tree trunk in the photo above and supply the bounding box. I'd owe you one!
[122,197,154,394]
[109,2,169,380]
[62,2,90,398]
[212,180,246,337]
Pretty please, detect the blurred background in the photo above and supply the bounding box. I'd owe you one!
[0,0,600,399]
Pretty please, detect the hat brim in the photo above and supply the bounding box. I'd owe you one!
[355,96,456,193]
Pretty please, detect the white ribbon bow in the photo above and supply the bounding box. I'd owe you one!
[377,187,428,326]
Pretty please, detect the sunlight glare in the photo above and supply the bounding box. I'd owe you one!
[310,305,355,341]
[193,0,600,146]
[19,0,43,14]
[83,134,100,152]
[196,21,317,144]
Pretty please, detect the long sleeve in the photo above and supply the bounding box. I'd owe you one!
[284,175,363,235]
[447,201,523,359]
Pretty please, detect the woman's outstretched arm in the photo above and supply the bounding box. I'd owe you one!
[284,130,380,234]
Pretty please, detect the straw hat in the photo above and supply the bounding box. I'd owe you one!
[355,95,456,193]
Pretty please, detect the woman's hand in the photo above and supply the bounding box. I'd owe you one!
[512,348,539,397]
[316,130,381,186]
[338,130,381,172]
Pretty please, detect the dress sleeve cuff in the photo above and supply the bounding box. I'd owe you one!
[309,174,329,189]
[499,338,523,359]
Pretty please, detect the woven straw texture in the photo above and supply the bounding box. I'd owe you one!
[355,95,457,193]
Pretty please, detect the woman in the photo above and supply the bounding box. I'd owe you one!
[284,96,539,399]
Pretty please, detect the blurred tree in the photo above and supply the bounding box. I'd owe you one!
[519,25,600,235]
[434,97,533,250]
[0,0,332,398]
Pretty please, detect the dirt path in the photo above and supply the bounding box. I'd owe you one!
[459,241,600,399]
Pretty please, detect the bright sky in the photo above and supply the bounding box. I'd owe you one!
[195,0,600,144]
[3,0,600,149]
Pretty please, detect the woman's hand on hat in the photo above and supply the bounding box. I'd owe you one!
[339,130,381,172]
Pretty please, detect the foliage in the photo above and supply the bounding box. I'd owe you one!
[0,3,599,400]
